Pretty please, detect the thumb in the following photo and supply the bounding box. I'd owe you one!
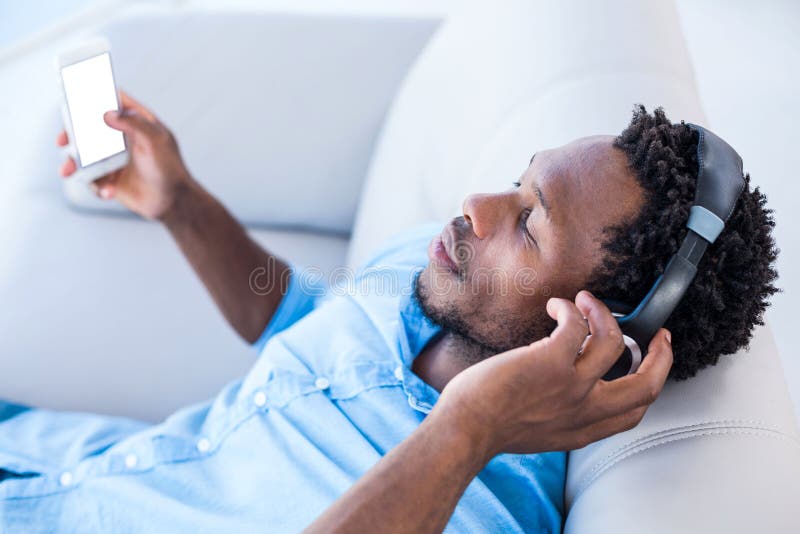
[91,174,118,200]
[103,108,155,137]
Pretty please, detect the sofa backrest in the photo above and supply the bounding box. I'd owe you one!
[63,10,439,235]
[347,0,704,267]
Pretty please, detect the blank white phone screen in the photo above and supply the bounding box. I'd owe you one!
[61,53,125,166]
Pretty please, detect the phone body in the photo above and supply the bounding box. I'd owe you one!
[55,39,128,183]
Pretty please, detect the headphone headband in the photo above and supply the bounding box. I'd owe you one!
[602,123,745,380]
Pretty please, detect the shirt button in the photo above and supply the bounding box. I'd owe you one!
[124,454,138,469]
[314,377,330,390]
[196,437,211,453]
[253,391,267,407]
[394,366,404,381]
[59,471,73,487]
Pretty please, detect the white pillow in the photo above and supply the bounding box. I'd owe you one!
[64,12,439,234]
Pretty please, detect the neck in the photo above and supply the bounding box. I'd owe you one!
[411,331,493,392]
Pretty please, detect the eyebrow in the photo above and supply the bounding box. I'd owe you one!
[528,153,551,218]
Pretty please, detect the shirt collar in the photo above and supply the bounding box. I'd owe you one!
[394,287,442,413]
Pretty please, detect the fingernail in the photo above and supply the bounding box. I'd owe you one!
[100,188,112,199]
[105,110,118,120]
[665,331,672,344]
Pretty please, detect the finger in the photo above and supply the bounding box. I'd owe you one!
[568,405,649,450]
[624,327,673,394]
[91,174,118,200]
[583,329,673,420]
[119,91,158,122]
[104,108,158,138]
[59,157,77,177]
[621,327,673,396]
[543,297,590,359]
[56,130,68,147]
[574,291,626,379]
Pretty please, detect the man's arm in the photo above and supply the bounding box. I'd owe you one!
[57,92,287,343]
[305,292,673,533]
[160,179,288,343]
[306,406,489,533]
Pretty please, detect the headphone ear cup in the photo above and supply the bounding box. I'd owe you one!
[597,299,634,380]
[598,299,647,379]
[602,341,634,381]
[620,332,643,373]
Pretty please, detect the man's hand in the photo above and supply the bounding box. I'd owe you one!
[56,91,289,343]
[56,91,192,220]
[435,290,673,460]
[306,290,672,534]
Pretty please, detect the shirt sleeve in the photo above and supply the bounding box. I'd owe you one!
[251,263,328,353]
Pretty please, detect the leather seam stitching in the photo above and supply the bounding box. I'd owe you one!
[572,423,800,502]
[575,418,792,490]
[571,426,800,505]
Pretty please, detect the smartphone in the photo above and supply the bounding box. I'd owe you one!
[56,39,128,183]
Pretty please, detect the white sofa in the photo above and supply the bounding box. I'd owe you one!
[1,1,798,532]
[350,3,800,531]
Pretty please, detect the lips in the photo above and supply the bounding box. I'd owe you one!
[429,226,460,273]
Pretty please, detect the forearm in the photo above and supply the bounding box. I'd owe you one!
[304,408,492,534]
[162,178,289,343]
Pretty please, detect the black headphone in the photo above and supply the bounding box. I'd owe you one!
[600,123,746,381]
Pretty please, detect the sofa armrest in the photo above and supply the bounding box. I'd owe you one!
[565,428,800,533]
[565,323,800,533]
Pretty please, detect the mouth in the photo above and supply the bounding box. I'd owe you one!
[427,226,460,274]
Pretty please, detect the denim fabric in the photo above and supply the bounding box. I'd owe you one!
[0,223,565,532]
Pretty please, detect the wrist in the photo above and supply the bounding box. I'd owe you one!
[427,402,498,469]
[159,175,202,227]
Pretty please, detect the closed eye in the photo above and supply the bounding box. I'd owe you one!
[519,208,537,245]
[512,181,538,245]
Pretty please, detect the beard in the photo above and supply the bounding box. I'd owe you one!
[412,269,555,366]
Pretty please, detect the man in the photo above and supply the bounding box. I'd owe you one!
[0,95,776,532]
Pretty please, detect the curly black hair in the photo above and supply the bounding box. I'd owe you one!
[586,106,779,380]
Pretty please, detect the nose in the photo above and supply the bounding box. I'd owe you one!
[462,193,504,239]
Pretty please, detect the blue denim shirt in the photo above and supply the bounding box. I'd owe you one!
[0,223,565,532]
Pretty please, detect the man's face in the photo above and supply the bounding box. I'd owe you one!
[415,135,644,360]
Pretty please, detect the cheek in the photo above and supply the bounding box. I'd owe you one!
[466,256,549,303]
[480,291,555,349]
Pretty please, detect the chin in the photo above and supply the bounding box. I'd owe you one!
[416,264,459,307]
